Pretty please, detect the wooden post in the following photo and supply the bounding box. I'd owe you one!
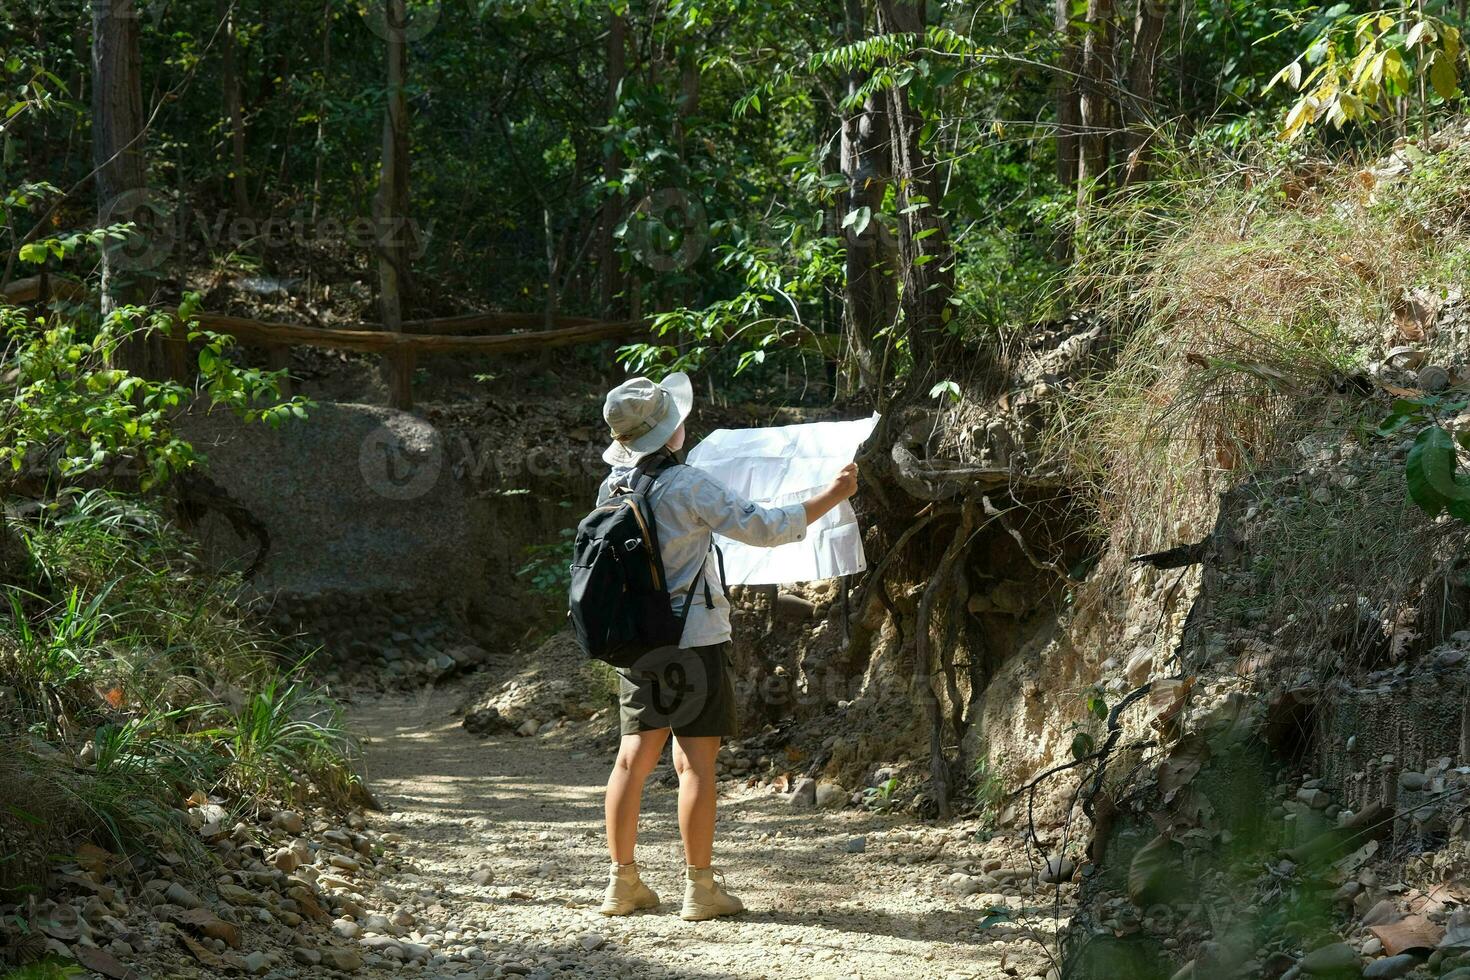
[388,349,414,410]
[266,343,293,397]
[166,331,191,384]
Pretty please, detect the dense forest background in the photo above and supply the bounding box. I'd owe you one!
[9,0,1424,387]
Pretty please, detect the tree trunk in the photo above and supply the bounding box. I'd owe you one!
[675,48,700,150]
[1076,0,1115,208]
[311,0,333,225]
[876,0,953,377]
[92,0,163,375]
[375,0,417,409]
[597,11,627,318]
[543,206,558,329]
[838,0,895,395]
[1054,0,1081,190]
[1122,0,1168,186]
[219,0,250,216]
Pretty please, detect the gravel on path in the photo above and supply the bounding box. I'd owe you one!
[349,689,1066,980]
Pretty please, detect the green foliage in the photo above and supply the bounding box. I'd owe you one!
[0,489,362,856]
[1069,731,1096,761]
[517,525,575,598]
[929,380,961,404]
[2,292,308,493]
[1270,5,1466,140]
[221,675,361,805]
[0,959,86,980]
[1378,393,1470,520]
[861,776,902,813]
[969,753,1005,821]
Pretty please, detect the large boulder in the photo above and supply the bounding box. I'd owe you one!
[179,402,474,601]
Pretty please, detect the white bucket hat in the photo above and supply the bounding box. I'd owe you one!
[601,371,694,466]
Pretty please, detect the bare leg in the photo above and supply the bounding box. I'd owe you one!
[671,735,721,868]
[605,729,670,864]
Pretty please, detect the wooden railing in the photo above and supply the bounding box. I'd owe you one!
[2,276,647,409]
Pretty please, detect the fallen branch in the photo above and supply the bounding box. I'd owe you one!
[179,309,648,355]
[2,278,650,355]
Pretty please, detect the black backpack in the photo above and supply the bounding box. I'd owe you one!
[568,450,706,668]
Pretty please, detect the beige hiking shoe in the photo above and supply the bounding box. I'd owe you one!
[680,866,745,921]
[599,862,658,916]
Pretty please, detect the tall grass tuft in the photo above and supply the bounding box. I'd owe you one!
[0,489,361,888]
[1053,133,1470,553]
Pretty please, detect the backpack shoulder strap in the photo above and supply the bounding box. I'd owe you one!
[622,448,682,496]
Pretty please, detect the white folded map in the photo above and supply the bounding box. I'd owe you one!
[686,415,879,585]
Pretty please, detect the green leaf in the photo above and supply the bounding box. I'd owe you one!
[1430,48,1459,100]
[1378,413,1413,436]
[1070,732,1095,761]
[978,907,1012,929]
[1405,424,1468,515]
[929,379,960,403]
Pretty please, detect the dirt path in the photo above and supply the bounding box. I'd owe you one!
[348,689,1066,980]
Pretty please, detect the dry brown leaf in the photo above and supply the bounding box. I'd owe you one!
[1158,734,1210,803]
[1334,839,1378,876]
[1394,292,1442,341]
[1405,884,1456,916]
[1337,253,1377,281]
[1146,677,1196,731]
[1369,913,1444,955]
[1378,382,1426,398]
[167,907,241,948]
[184,790,208,807]
[175,929,228,969]
[75,843,114,876]
[73,945,140,980]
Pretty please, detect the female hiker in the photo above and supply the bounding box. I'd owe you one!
[595,372,858,921]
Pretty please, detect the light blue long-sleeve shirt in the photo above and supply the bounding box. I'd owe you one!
[596,460,808,646]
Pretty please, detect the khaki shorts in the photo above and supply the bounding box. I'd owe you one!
[616,642,737,737]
